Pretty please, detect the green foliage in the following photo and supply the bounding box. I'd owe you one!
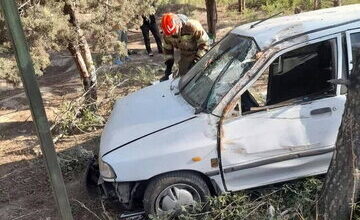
[151,177,324,220]
[130,64,163,86]
[58,146,94,177]
[0,0,155,83]
[54,101,105,135]
[259,0,313,14]
[53,63,162,135]
[0,56,21,84]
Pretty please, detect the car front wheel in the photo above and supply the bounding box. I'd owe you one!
[143,172,210,216]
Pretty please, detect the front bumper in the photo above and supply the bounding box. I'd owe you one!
[84,155,139,209]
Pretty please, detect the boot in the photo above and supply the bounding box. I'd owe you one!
[160,74,169,82]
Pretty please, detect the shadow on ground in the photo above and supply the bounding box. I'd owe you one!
[0,134,126,220]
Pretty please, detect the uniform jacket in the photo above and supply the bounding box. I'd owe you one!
[163,14,209,61]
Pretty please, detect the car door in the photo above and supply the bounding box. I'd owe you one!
[220,35,346,192]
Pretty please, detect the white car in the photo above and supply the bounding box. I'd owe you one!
[86,5,360,216]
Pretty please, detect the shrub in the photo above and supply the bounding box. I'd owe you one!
[151,177,324,220]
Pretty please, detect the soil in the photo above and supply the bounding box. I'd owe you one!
[0,5,248,220]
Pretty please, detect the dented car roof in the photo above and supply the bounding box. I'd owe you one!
[231,4,360,50]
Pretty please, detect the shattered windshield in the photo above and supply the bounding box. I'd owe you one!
[179,34,259,112]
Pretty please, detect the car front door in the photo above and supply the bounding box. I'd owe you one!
[220,35,346,192]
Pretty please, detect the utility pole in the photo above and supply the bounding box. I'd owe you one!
[0,0,74,219]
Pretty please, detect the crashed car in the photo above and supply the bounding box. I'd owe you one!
[86,5,360,216]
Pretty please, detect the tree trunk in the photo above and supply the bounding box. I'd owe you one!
[314,0,321,9]
[78,30,96,82]
[205,0,217,40]
[63,0,97,104]
[238,0,245,13]
[67,43,89,79]
[334,0,341,6]
[67,43,96,106]
[318,54,360,219]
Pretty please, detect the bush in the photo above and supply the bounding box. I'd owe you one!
[54,101,105,135]
[151,177,324,220]
[52,63,162,136]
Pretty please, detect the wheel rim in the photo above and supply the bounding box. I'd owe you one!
[155,183,201,215]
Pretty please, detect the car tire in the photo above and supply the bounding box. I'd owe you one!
[143,172,210,217]
[83,156,101,198]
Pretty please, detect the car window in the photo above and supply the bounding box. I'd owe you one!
[351,32,360,67]
[241,39,337,114]
[180,34,259,112]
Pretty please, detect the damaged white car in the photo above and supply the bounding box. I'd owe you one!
[86,5,360,216]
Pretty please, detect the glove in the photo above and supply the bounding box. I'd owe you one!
[192,57,200,67]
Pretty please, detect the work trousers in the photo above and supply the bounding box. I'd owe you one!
[140,22,163,54]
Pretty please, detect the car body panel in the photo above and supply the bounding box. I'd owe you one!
[221,95,345,191]
[231,4,360,50]
[223,152,332,191]
[102,113,219,182]
[99,79,194,157]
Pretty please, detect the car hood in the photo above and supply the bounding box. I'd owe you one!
[99,79,195,157]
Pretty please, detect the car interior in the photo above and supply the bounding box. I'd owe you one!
[240,39,338,114]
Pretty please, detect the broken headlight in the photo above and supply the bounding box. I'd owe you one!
[99,158,116,179]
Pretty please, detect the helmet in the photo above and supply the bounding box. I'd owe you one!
[161,13,181,36]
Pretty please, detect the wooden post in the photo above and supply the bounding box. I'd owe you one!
[0,0,74,219]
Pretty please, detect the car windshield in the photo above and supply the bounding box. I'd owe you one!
[179,34,259,112]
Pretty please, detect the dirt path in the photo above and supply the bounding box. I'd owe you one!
[0,5,247,220]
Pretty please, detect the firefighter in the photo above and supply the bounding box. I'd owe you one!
[160,13,210,81]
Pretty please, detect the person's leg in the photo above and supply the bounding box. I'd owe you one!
[141,24,152,54]
[149,22,163,53]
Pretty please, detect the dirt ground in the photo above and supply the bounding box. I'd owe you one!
[0,5,251,220]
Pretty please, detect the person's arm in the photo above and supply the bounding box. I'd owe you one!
[163,37,174,75]
[192,21,210,62]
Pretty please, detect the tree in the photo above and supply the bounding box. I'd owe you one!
[0,0,155,104]
[205,0,217,40]
[318,54,360,219]
[238,0,245,13]
[334,0,341,6]
[63,0,97,105]
[314,0,321,9]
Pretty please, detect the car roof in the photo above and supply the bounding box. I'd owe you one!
[231,4,360,50]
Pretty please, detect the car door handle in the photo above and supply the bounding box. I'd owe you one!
[310,107,332,115]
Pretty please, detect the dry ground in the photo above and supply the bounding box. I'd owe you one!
[0,5,260,220]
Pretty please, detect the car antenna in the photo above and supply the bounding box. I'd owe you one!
[250,12,283,29]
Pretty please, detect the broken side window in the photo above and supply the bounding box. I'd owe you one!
[241,39,337,114]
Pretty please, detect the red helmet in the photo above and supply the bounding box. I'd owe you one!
[161,13,181,36]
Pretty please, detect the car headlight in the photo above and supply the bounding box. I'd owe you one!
[99,158,116,179]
